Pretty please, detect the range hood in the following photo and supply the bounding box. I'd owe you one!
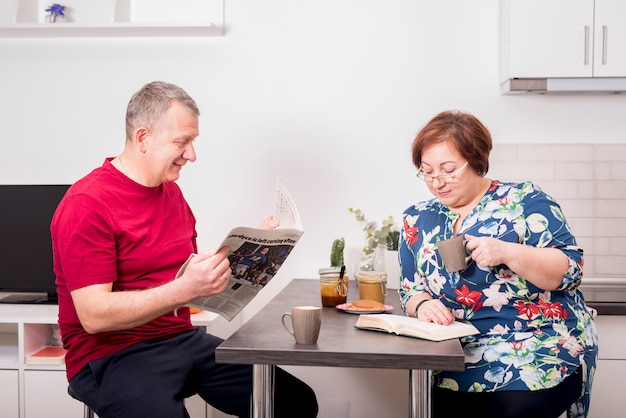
[502,77,626,94]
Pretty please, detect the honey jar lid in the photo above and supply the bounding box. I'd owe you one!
[318,267,343,275]
[357,271,387,283]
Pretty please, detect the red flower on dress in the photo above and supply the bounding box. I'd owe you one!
[510,340,524,351]
[497,195,511,205]
[454,284,482,308]
[539,300,568,319]
[514,300,542,319]
[403,219,420,246]
[488,180,500,192]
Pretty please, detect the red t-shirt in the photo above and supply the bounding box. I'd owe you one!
[51,159,197,380]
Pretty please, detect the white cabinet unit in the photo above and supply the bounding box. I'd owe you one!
[500,0,626,93]
[24,370,84,418]
[0,369,19,417]
[0,0,224,37]
[501,0,593,79]
[589,359,626,417]
[592,0,626,77]
[0,304,220,418]
[587,315,626,418]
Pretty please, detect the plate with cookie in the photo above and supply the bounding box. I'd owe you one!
[336,299,393,314]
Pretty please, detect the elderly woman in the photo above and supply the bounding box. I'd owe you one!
[399,110,597,418]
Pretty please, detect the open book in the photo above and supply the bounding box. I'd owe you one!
[176,177,303,321]
[355,313,479,341]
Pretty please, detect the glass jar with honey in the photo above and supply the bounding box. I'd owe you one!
[357,271,388,303]
[319,267,349,307]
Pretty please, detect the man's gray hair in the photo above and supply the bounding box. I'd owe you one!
[125,81,200,140]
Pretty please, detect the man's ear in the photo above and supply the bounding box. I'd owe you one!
[134,127,150,153]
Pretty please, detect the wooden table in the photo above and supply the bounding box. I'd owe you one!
[216,279,465,418]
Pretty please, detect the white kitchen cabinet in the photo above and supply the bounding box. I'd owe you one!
[587,315,626,418]
[0,369,19,417]
[500,0,626,81]
[592,0,626,77]
[0,304,221,418]
[589,359,625,417]
[24,370,84,418]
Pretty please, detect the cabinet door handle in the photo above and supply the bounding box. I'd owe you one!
[602,25,608,65]
[584,25,590,65]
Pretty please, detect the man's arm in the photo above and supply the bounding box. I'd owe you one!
[72,247,231,333]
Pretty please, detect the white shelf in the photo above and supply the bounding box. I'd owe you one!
[0,22,222,37]
[0,0,224,37]
[190,309,220,326]
[0,304,58,323]
[0,333,19,366]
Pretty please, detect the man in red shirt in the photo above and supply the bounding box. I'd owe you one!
[51,81,318,418]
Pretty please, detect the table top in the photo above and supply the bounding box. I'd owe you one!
[216,279,465,371]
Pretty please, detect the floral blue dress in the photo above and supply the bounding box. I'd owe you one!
[398,180,598,417]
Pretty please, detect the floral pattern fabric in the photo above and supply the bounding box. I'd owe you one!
[399,181,597,417]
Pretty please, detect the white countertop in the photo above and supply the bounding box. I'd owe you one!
[579,278,626,315]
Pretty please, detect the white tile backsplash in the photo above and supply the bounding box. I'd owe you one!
[596,200,626,218]
[555,162,594,180]
[595,145,626,162]
[517,144,595,162]
[489,143,626,278]
[597,182,626,199]
[539,181,581,199]
[559,199,594,218]
[593,256,626,276]
[605,162,626,180]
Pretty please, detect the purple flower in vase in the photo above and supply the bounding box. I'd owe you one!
[45,4,66,23]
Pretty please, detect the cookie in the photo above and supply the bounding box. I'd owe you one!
[350,299,384,310]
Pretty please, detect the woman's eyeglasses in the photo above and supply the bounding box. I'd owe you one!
[416,161,469,183]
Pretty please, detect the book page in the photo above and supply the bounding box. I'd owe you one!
[356,314,479,341]
[397,318,478,341]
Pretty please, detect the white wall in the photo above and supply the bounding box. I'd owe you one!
[1,1,625,417]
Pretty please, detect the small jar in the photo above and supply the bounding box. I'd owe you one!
[357,271,388,303]
[319,267,349,307]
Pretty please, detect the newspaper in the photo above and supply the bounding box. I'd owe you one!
[176,177,303,321]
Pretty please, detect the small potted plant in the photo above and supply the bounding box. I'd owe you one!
[349,208,398,271]
[350,208,402,289]
[45,4,66,23]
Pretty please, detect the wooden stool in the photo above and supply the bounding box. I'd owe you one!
[67,386,95,418]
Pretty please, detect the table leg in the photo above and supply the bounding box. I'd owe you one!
[252,364,275,418]
[408,369,431,418]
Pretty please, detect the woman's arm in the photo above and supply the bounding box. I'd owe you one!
[465,236,568,291]
[465,182,582,292]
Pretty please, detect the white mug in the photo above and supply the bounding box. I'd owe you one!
[281,305,322,344]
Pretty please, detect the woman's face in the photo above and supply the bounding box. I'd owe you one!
[419,141,478,210]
